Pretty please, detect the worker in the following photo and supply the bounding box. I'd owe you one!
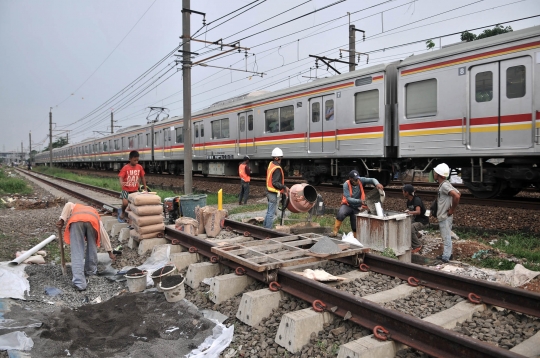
[433,163,461,263]
[263,148,289,229]
[56,202,115,291]
[238,156,251,205]
[403,184,428,253]
[118,151,147,222]
[330,170,383,238]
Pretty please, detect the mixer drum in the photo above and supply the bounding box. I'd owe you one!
[287,184,318,213]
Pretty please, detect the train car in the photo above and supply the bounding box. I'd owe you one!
[397,25,540,197]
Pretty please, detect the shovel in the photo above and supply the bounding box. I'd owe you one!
[56,227,67,275]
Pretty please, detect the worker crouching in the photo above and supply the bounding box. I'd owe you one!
[56,202,116,291]
[330,170,383,239]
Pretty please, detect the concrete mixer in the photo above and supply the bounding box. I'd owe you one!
[278,183,321,225]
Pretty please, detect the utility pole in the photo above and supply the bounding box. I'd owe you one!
[49,108,53,167]
[29,131,31,164]
[182,0,193,195]
[66,131,69,144]
[21,141,23,161]
[111,111,114,134]
[349,25,355,72]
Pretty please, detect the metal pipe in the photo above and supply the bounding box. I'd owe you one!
[9,235,56,265]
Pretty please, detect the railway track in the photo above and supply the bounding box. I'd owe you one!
[16,167,540,357]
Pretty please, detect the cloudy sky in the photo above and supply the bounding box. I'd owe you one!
[0,0,538,152]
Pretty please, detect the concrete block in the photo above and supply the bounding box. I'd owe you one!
[128,237,139,249]
[397,250,411,263]
[337,300,485,358]
[511,330,540,357]
[209,273,255,304]
[186,262,221,289]
[111,223,129,237]
[236,289,283,327]
[137,238,168,255]
[275,308,333,354]
[423,301,485,329]
[338,335,402,358]
[118,228,130,243]
[151,244,185,258]
[363,284,418,304]
[170,252,199,271]
[104,219,120,232]
[101,216,117,226]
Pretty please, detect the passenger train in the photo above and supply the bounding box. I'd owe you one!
[35,26,540,198]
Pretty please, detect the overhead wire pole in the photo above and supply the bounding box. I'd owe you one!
[49,108,53,167]
[29,131,31,165]
[182,0,195,195]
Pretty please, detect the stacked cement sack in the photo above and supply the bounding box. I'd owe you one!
[193,206,228,238]
[128,192,165,241]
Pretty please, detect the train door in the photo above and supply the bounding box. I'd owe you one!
[163,127,173,158]
[193,122,206,157]
[469,58,532,149]
[237,111,255,155]
[308,95,336,153]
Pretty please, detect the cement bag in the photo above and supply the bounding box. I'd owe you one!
[195,206,205,235]
[175,217,199,236]
[130,229,164,241]
[129,204,163,216]
[203,207,228,238]
[134,223,165,235]
[128,192,162,206]
[128,212,164,227]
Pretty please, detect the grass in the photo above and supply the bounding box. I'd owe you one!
[0,168,32,195]
[227,203,268,215]
[33,166,238,205]
[283,212,352,234]
[456,230,540,271]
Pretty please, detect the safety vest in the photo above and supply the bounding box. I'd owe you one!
[341,180,367,209]
[239,163,250,182]
[64,204,101,247]
[266,161,284,193]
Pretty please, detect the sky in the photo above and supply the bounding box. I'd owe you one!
[0,0,538,153]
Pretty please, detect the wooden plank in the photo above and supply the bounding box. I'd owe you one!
[269,250,311,260]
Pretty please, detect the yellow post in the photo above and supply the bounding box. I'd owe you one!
[218,189,223,210]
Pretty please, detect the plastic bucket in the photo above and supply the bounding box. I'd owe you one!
[159,275,186,302]
[180,194,207,219]
[125,271,147,293]
[150,264,177,292]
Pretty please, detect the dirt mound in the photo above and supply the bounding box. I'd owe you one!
[33,292,215,357]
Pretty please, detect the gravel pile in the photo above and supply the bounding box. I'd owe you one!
[383,288,465,319]
[453,309,540,349]
[24,264,126,312]
[337,273,403,297]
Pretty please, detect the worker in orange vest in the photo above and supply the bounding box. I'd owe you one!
[56,202,116,291]
[238,156,251,205]
[330,170,383,238]
[263,148,289,228]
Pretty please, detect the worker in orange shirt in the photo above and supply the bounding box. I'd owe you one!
[238,156,251,205]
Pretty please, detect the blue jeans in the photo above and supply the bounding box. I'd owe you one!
[439,216,453,261]
[336,204,360,232]
[263,192,278,229]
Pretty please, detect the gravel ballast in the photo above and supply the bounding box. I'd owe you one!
[337,273,403,296]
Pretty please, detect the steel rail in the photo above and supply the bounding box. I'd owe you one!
[164,225,523,358]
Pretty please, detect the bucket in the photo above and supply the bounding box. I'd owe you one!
[125,268,147,293]
[180,194,207,219]
[150,264,177,292]
[159,275,186,302]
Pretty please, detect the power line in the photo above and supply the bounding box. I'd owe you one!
[192,0,264,37]
[54,0,159,108]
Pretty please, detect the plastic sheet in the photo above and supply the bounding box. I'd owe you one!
[0,319,42,330]
[185,320,234,358]
[342,232,363,247]
[44,286,63,296]
[0,263,30,300]
[0,331,33,351]
[137,244,171,286]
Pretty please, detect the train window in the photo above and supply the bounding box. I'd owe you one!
[122,137,125,149]
[168,130,171,141]
[201,124,204,137]
[211,119,229,139]
[248,115,253,131]
[103,141,108,151]
[475,71,493,102]
[325,100,334,121]
[280,106,294,132]
[146,134,149,147]
[311,103,320,123]
[265,109,279,132]
[195,124,199,138]
[354,89,379,123]
[138,134,143,148]
[128,137,134,148]
[239,116,246,132]
[176,127,184,143]
[154,132,158,145]
[506,65,525,99]
[114,140,119,150]
[355,77,373,86]
[406,79,437,118]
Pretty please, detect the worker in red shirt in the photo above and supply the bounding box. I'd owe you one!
[118,151,147,221]
[238,156,251,205]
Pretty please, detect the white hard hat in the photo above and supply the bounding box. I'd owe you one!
[433,163,450,177]
[271,147,283,157]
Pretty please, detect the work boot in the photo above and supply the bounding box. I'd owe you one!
[329,219,342,237]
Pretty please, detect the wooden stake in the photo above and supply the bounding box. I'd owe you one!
[57,227,67,275]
